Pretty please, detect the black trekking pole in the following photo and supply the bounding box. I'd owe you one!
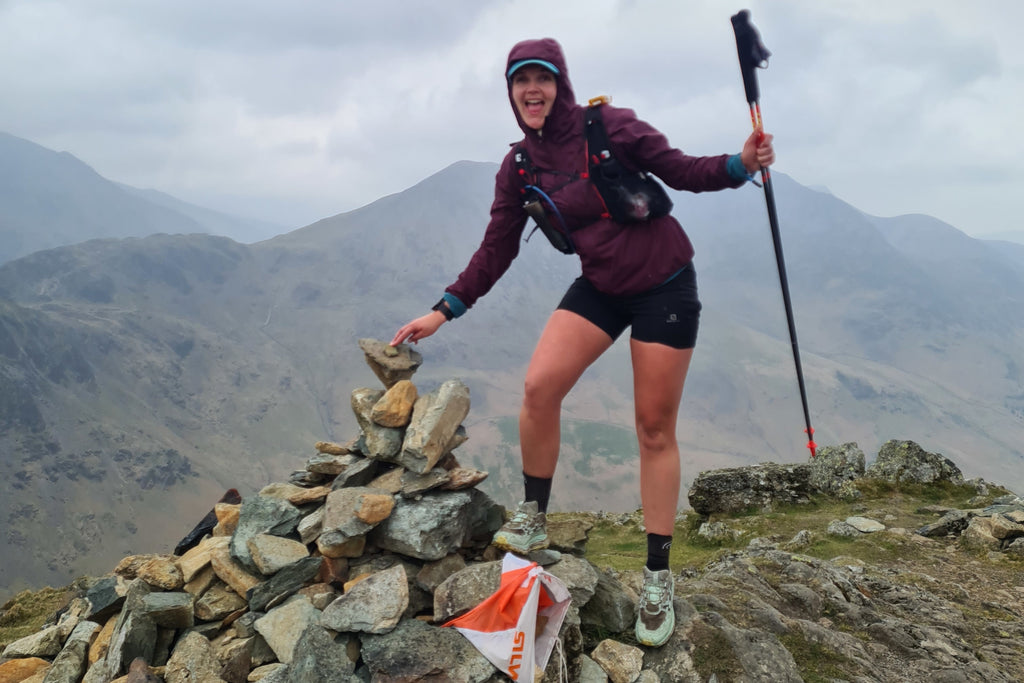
[731,9,817,457]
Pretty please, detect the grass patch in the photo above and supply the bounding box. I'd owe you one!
[576,478,990,575]
[573,512,735,572]
[575,516,646,571]
[778,633,854,682]
[690,619,744,681]
[0,586,69,649]
[852,478,986,505]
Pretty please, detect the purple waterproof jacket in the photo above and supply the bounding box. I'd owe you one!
[444,38,745,313]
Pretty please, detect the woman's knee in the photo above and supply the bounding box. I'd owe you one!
[635,413,677,452]
[522,372,568,414]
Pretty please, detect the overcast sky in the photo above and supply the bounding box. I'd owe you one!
[1,0,1019,238]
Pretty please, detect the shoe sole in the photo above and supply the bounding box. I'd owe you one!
[635,632,671,648]
[636,616,675,648]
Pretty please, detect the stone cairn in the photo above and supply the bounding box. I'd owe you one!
[0,339,645,683]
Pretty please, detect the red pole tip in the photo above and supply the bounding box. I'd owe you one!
[807,440,817,458]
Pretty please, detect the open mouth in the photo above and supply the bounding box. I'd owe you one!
[524,99,545,116]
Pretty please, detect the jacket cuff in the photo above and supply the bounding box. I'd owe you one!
[442,293,467,319]
[726,154,751,182]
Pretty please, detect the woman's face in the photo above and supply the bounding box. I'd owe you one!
[511,65,557,130]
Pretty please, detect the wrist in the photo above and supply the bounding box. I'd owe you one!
[431,299,454,321]
[727,154,754,181]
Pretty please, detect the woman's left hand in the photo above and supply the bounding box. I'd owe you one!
[741,129,775,174]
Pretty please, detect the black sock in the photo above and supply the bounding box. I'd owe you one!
[523,472,552,513]
[646,533,672,571]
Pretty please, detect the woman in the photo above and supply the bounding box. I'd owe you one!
[391,37,774,648]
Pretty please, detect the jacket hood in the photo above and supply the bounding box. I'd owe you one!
[506,38,579,145]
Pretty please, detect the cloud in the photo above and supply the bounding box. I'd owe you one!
[0,0,1020,236]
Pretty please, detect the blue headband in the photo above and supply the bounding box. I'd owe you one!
[507,59,560,79]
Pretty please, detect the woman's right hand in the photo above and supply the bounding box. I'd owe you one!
[390,311,447,346]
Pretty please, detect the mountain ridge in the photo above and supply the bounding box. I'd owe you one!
[1,150,1022,599]
[0,132,286,264]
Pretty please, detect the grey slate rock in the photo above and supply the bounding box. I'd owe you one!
[264,624,359,683]
[845,516,885,533]
[399,467,451,497]
[140,591,195,629]
[688,462,813,515]
[370,489,501,561]
[415,553,467,593]
[358,338,423,389]
[865,439,963,485]
[194,581,247,622]
[360,619,497,682]
[247,556,323,612]
[702,610,804,682]
[399,378,471,474]
[577,654,610,682]
[547,554,599,607]
[320,564,408,634]
[234,611,261,638]
[104,579,157,676]
[827,520,861,537]
[329,454,380,489]
[307,452,355,475]
[916,509,976,537]
[581,568,637,634]
[164,630,224,683]
[229,494,304,574]
[527,547,563,565]
[254,597,322,665]
[296,506,323,545]
[106,610,157,678]
[809,442,866,493]
[85,576,125,622]
[40,620,98,683]
[547,516,593,555]
[351,388,404,461]
[434,561,502,623]
[0,623,64,658]
[287,469,331,487]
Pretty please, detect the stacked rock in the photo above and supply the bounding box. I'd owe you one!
[0,339,637,683]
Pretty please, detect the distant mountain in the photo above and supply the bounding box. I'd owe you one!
[977,229,1024,246]
[0,132,286,264]
[1,160,1022,599]
[116,183,288,244]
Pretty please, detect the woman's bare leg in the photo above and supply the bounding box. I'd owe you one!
[519,310,614,478]
[630,339,694,535]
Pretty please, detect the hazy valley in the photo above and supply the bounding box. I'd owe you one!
[1,131,1022,600]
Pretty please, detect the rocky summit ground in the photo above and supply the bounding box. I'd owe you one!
[0,341,1022,682]
[2,472,1022,682]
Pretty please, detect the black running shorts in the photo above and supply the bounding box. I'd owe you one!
[556,263,701,349]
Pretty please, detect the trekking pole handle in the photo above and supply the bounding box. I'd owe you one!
[731,10,771,105]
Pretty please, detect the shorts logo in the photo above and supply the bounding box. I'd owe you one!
[666,313,679,323]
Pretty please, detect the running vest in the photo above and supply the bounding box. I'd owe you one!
[514,100,674,254]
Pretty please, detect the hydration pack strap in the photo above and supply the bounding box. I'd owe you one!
[584,102,614,170]
[583,99,673,223]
